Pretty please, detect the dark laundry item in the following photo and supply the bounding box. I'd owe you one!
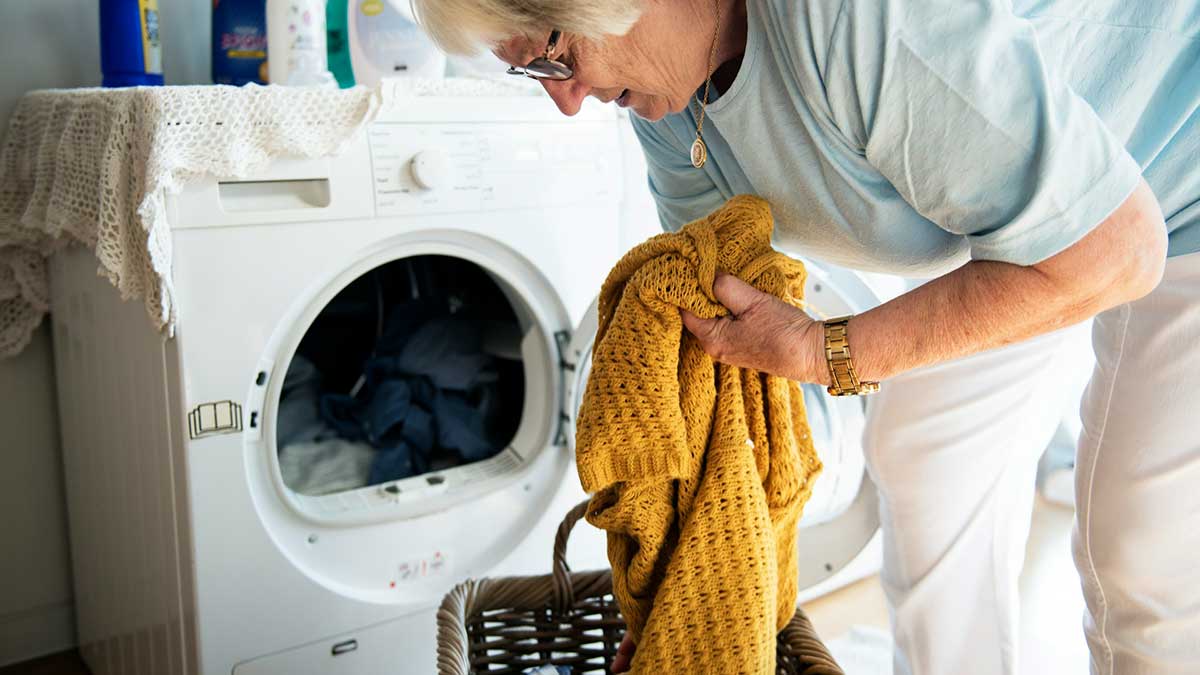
[394,316,501,390]
[321,379,435,485]
[434,387,498,461]
[322,375,431,445]
[364,385,435,485]
[363,378,435,448]
[318,318,511,484]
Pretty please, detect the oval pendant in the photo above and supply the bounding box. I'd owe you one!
[690,137,707,169]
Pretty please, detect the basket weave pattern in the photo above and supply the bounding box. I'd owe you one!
[437,502,844,675]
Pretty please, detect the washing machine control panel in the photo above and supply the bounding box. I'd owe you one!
[367,122,621,215]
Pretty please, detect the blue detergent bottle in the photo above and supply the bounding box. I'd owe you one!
[212,0,270,85]
[100,0,165,87]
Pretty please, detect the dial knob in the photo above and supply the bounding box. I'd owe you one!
[408,150,451,190]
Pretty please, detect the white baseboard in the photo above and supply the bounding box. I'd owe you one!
[0,602,76,668]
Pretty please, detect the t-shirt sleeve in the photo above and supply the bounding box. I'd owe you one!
[629,114,727,232]
[819,0,1143,265]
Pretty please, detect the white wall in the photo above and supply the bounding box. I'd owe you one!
[0,1,208,665]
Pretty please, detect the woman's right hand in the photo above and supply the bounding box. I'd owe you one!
[611,632,636,673]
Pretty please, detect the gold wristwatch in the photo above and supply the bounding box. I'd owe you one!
[823,316,880,396]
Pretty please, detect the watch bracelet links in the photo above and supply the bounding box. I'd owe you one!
[823,316,880,396]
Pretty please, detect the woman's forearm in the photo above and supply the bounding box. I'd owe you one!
[829,259,1109,384]
[809,179,1168,385]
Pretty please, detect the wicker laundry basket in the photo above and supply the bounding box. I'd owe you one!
[437,500,845,675]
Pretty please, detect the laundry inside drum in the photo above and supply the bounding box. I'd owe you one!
[275,255,526,497]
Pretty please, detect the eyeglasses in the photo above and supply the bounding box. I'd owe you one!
[505,30,574,81]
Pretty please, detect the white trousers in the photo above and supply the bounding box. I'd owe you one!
[862,251,1200,675]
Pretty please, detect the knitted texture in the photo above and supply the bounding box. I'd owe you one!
[576,194,822,674]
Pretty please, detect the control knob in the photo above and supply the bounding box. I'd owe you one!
[408,150,451,191]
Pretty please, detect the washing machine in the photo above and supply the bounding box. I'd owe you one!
[49,91,881,675]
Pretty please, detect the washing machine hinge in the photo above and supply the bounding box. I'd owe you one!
[554,413,570,447]
[554,330,572,370]
[554,330,572,447]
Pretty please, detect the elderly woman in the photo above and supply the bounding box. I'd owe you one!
[414,1,1199,673]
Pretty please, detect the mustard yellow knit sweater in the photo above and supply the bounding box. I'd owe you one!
[575,195,822,674]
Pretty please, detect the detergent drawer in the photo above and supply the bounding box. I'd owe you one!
[231,612,435,675]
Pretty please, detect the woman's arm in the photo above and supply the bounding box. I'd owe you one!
[682,179,1168,385]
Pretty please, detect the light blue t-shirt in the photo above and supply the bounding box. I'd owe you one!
[632,0,1200,277]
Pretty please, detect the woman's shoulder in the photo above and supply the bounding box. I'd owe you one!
[754,0,848,73]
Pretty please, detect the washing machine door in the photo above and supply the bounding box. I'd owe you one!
[559,261,881,594]
[791,258,882,592]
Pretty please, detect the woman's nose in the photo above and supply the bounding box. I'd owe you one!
[540,79,590,116]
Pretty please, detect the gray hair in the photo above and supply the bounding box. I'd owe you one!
[409,0,644,54]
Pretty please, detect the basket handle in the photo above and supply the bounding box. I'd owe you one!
[551,499,592,613]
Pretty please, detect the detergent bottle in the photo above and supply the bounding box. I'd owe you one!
[212,0,269,85]
[326,0,356,87]
[100,0,164,87]
[267,0,336,86]
[347,0,446,87]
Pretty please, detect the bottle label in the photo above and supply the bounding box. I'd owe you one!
[213,0,269,85]
[138,0,162,74]
[221,30,268,59]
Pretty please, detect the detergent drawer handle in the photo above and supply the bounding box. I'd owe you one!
[218,178,332,211]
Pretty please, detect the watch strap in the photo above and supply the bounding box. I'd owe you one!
[823,316,880,396]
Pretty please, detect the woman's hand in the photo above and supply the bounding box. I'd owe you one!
[680,273,827,384]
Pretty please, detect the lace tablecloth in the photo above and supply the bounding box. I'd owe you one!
[0,83,386,356]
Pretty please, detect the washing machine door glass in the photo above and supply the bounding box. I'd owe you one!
[274,255,529,500]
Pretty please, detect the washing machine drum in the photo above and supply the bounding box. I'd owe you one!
[273,255,527,499]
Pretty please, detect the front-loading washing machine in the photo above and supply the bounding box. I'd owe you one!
[49,90,880,675]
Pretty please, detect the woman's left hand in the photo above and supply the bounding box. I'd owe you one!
[681,273,826,384]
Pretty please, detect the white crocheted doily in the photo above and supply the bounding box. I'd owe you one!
[0,78,539,357]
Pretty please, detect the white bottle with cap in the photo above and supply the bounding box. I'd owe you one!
[348,0,446,87]
[267,0,336,86]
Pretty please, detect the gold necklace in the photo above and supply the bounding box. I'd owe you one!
[690,0,722,169]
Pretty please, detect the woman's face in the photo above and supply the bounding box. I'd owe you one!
[493,1,713,121]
